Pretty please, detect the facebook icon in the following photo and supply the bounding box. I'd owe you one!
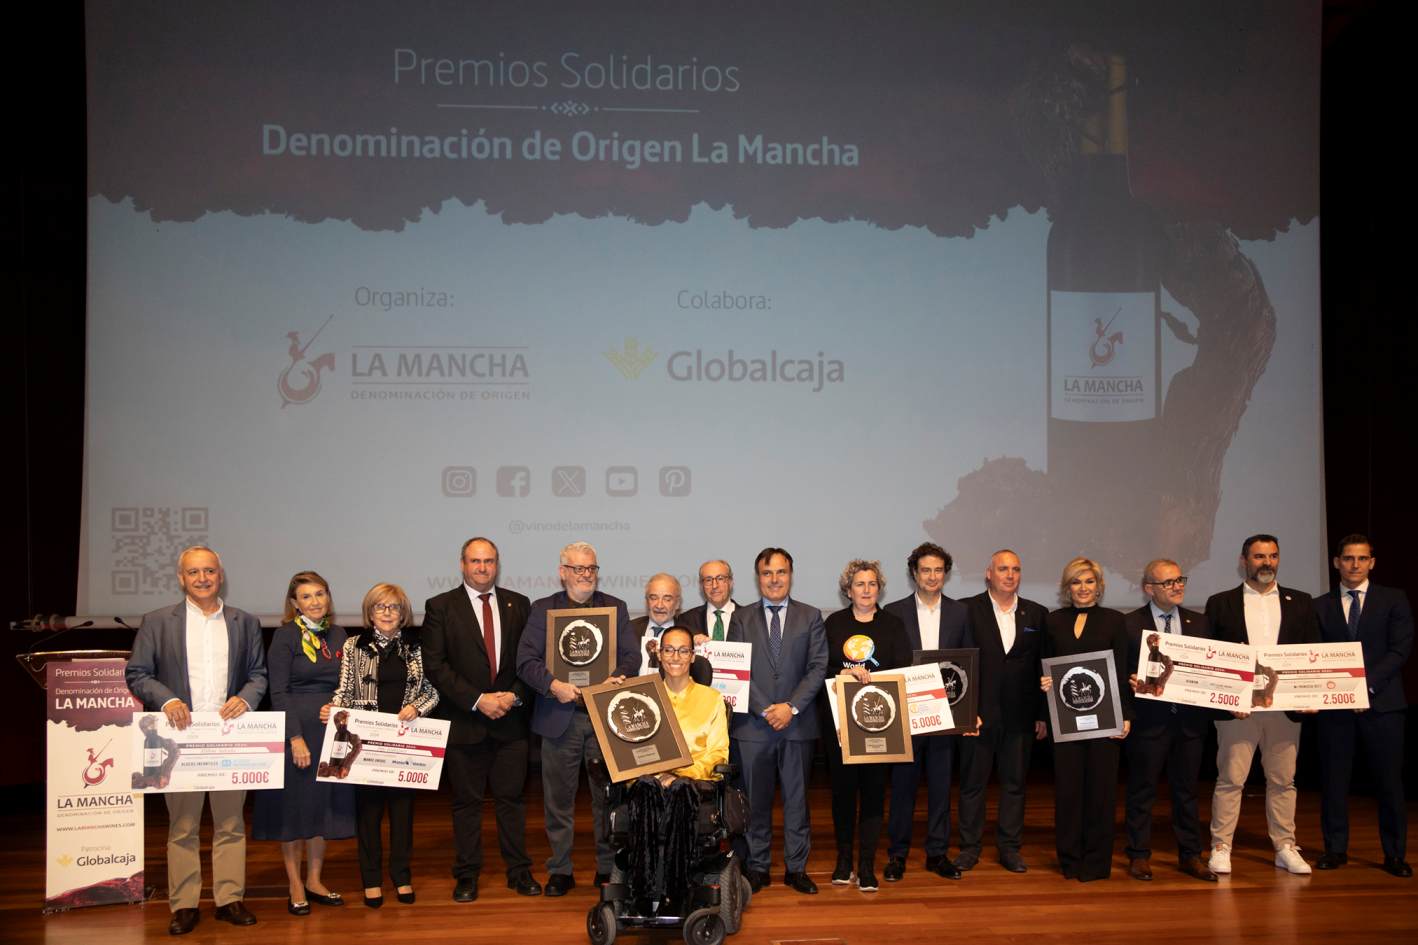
[497,466,531,497]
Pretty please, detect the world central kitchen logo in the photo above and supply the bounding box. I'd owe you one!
[607,338,844,392]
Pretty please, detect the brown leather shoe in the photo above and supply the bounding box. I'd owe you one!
[214,901,258,926]
[1179,857,1218,883]
[1127,858,1153,881]
[168,908,199,935]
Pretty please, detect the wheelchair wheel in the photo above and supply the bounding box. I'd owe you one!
[717,858,744,934]
[739,874,752,908]
[683,908,726,945]
[587,902,617,945]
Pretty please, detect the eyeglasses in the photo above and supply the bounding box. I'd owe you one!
[562,564,600,576]
[659,646,693,659]
[701,575,731,584]
[371,602,404,614]
[1145,577,1188,590]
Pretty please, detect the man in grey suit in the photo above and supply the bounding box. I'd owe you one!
[727,547,828,895]
[883,542,975,882]
[125,546,268,936]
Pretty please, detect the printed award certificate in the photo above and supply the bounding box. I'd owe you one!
[1132,634,1254,712]
[1251,643,1369,712]
[130,711,285,793]
[314,708,450,790]
[698,640,751,714]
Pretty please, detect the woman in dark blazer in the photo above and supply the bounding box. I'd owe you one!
[328,582,439,907]
[1040,556,1133,881]
[253,571,355,915]
[818,559,911,892]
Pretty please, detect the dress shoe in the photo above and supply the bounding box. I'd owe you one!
[396,888,416,904]
[214,901,258,926]
[453,878,478,902]
[287,897,311,916]
[883,856,905,882]
[363,894,383,909]
[1127,858,1153,881]
[999,851,1028,873]
[167,908,200,936]
[856,866,879,892]
[508,872,543,896]
[304,887,344,907]
[927,855,963,880]
[783,871,819,894]
[1178,857,1218,882]
[1382,857,1413,878]
[831,854,854,885]
[1208,845,1232,874]
[953,848,980,871]
[1316,851,1348,871]
[544,873,576,897]
[594,871,611,887]
[745,869,770,893]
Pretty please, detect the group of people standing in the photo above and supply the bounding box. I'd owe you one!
[123,530,1411,936]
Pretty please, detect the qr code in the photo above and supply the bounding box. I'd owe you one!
[111,507,209,597]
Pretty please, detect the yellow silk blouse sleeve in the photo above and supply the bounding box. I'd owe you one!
[669,682,729,780]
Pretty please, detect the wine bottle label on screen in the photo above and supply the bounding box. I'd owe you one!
[1049,290,1156,422]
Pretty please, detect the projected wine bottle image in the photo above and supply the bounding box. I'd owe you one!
[1046,55,1162,535]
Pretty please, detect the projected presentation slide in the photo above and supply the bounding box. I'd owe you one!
[81,1,1322,618]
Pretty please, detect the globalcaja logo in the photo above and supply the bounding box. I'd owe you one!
[81,741,116,789]
[1089,310,1124,368]
[278,314,337,407]
[605,338,657,379]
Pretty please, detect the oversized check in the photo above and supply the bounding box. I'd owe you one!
[698,640,751,714]
[314,708,450,790]
[130,711,285,793]
[1132,634,1254,712]
[1251,643,1369,712]
[885,663,954,735]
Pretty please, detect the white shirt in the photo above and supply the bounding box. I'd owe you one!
[639,618,675,676]
[1242,581,1282,648]
[991,594,1018,653]
[184,597,229,712]
[1151,602,1180,634]
[705,600,737,638]
[916,593,943,650]
[463,582,501,670]
[1340,580,1369,622]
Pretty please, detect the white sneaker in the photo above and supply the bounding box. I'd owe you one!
[1209,845,1232,874]
[1275,845,1312,875]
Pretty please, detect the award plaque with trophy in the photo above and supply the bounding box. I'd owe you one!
[834,673,913,764]
[1042,650,1124,742]
[583,674,692,782]
[913,647,980,735]
[546,607,618,687]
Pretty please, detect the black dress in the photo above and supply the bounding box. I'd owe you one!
[1043,605,1134,881]
[253,622,355,841]
[818,607,911,871]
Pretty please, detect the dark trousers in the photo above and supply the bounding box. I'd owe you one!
[355,785,415,888]
[958,726,1033,855]
[1318,708,1407,860]
[1124,721,1204,861]
[1053,738,1120,881]
[446,737,532,880]
[825,737,888,867]
[739,737,812,873]
[887,734,956,860]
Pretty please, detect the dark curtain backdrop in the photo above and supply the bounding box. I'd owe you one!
[6,2,1413,796]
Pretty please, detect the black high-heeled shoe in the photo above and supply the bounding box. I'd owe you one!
[396,888,415,904]
[363,893,383,909]
[288,897,311,916]
[305,887,344,907]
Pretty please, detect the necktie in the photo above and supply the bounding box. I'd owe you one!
[480,593,497,669]
[712,609,725,641]
[1162,613,1173,634]
[768,605,783,663]
[1347,590,1361,640]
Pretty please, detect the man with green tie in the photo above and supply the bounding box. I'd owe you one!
[680,560,740,645]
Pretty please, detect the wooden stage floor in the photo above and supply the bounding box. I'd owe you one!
[6,776,1414,945]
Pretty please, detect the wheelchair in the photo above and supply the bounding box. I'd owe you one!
[586,761,751,945]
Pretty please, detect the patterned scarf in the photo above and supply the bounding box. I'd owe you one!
[297,614,331,663]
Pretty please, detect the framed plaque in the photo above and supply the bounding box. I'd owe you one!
[584,674,693,782]
[913,648,979,734]
[546,607,618,687]
[1042,650,1124,742]
[835,674,913,764]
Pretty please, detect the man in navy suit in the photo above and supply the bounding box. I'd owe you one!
[125,546,267,936]
[955,549,1049,873]
[1313,534,1413,877]
[882,542,974,882]
[422,537,541,902]
[1205,533,1320,876]
[1122,559,1217,882]
[727,547,828,894]
[515,540,635,896]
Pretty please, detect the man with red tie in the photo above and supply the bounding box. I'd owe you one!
[423,537,541,902]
